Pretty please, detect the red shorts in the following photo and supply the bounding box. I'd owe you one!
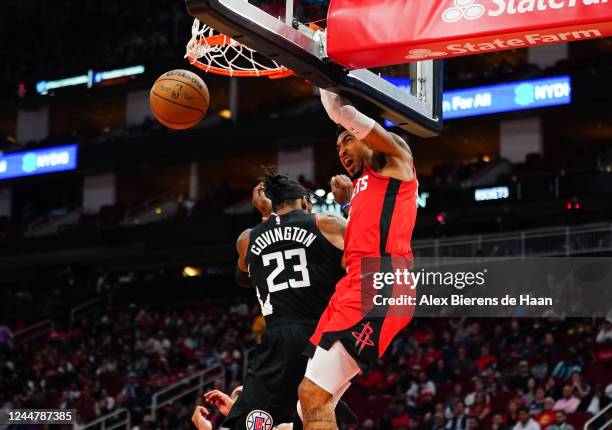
[308,257,414,370]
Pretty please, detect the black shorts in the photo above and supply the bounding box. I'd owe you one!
[223,318,315,430]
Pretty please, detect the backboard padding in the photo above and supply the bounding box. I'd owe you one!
[185,0,443,137]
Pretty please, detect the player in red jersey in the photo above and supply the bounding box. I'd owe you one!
[297,89,418,430]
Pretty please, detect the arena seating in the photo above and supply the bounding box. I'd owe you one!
[1,276,611,428]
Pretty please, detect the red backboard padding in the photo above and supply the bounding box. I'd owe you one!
[327,0,612,69]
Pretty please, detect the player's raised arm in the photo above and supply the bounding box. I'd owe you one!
[320,88,411,161]
[252,181,273,220]
[235,228,251,288]
[234,180,275,288]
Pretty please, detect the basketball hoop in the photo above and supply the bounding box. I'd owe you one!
[185,19,294,79]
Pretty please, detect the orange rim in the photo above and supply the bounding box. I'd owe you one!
[189,35,294,79]
[201,34,233,47]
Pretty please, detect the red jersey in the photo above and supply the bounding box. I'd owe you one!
[344,164,418,267]
[308,164,418,367]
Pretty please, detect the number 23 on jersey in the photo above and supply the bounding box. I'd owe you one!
[262,248,310,291]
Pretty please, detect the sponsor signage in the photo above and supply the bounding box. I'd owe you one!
[443,75,571,119]
[474,186,510,201]
[384,75,570,123]
[0,145,78,180]
[36,65,145,95]
[327,0,612,68]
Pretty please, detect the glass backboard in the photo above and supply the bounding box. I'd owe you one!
[185,0,443,137]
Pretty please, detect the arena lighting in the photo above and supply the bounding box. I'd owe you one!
[182,266,203,277]
[312,201,342,216]
[475,186,510,202]
[36,65,146,95]
[218,109,232,119]
[0,145,78,180]
[384,75,571,125]
[308,188,342,214]
[93,65,145,83]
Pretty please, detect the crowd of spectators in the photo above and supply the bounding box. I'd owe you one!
[1,273,611,430]
[348,318,612,430]
[0,297,257,428]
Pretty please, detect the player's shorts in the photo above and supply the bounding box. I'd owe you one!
[306,257,414,371]
[223,318,315,430]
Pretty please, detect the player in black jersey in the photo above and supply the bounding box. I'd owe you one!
[217,173,346,430]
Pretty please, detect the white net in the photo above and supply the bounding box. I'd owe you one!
[185,19,292,78]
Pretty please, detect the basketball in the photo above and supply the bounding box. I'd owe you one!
[149,69,209,130]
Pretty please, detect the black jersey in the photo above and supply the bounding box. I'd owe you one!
[246,210,344,323]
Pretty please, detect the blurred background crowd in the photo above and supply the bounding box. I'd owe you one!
[0,269,611,429]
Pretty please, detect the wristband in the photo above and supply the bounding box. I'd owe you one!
[320,89,376,140]
[341,202,350,211]
[339,105,376,140]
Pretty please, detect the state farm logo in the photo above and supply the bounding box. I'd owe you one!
[442,0,485,22]
[442,0,609,23]
[405,49,448,60]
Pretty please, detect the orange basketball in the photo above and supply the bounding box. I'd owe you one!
[149,69,209,130]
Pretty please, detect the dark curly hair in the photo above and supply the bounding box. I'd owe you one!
[260,167,311,210]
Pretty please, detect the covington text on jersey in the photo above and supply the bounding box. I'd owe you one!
[250,226,317,256]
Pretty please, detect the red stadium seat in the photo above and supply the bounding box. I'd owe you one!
[368,396,392,418]
[434,382,454,403]
[457,369,478,382]
[461,379,475,393]
[566,412,592,428]
[482,415,493,428]
[547,354,566,368]
[583,362,612,384]
[593,344,612,363]
[343,387,369,420]
[491,390,517,414]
